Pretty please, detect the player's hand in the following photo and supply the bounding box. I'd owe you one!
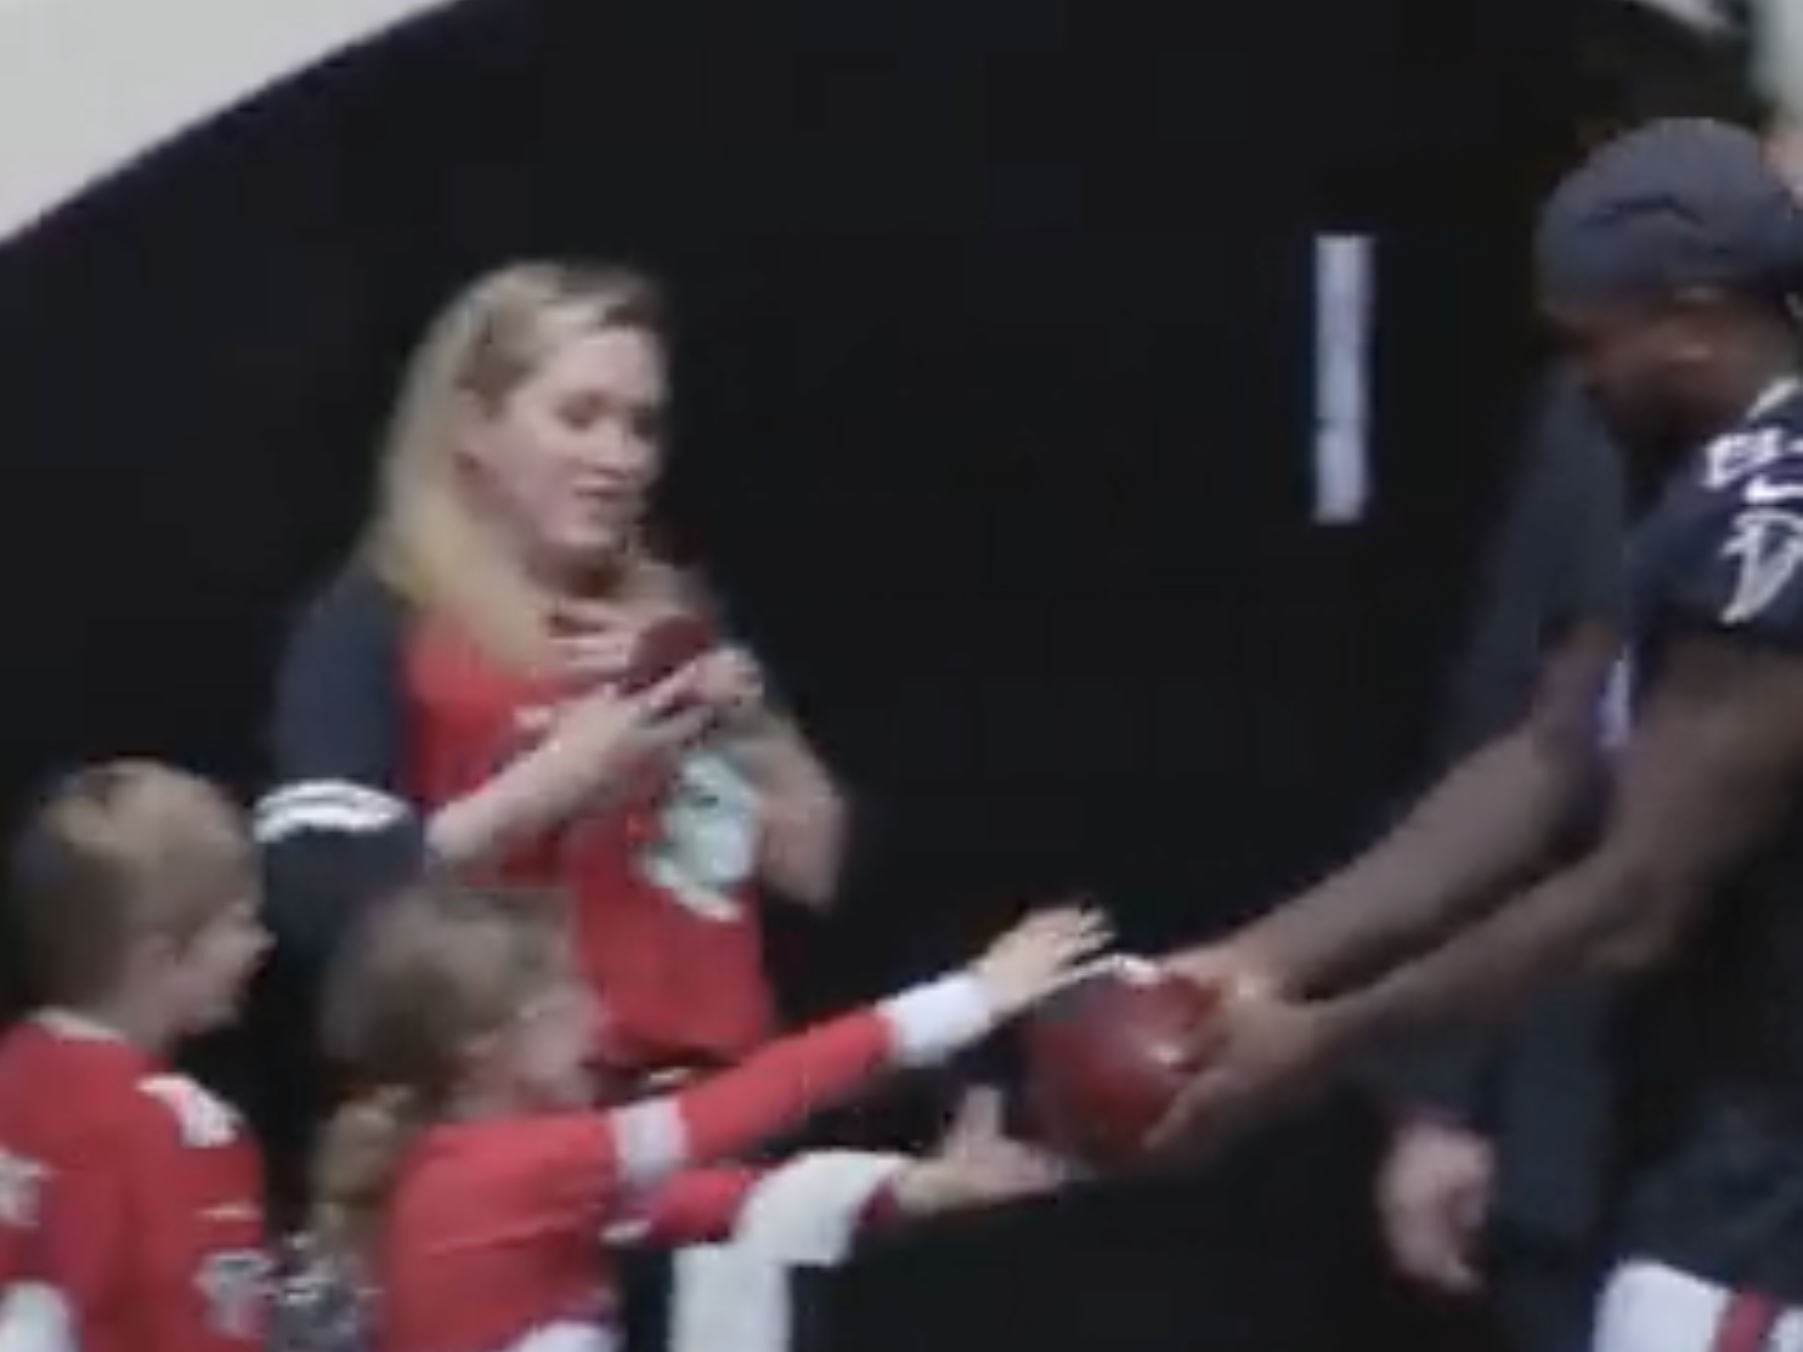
[1377,1114,1493,1294]
[1147,968,1344,1156]
[889,1088,1069,1216]
[971,905,1113,1019]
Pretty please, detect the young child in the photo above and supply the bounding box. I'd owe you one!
[305,881,1105,1352]
[0,761,272,1352]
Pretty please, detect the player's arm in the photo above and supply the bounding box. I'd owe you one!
[596,975,994,1192]
[1324,629,1803,1041]
[1187,621,1619,996]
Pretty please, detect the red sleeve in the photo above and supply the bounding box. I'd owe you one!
[601,1007,894,1192]
[608,1167,900,1248]
[531,976,987,1227]
[607,1168,764,1246]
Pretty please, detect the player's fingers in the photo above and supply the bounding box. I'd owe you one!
[947,1087,1005,1143]
[1146,1069,1238,1153]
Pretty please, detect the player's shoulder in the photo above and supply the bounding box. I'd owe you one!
[1658,390,1803,636]
[1693,389,1803,509]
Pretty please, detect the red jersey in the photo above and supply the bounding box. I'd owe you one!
[0,1014,268,1352]
[404,621,775,1071]
[377,979,988,1352]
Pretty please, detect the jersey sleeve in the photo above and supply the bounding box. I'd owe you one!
[1667,457,1803,650]
[605,1164,903,1248]
[254,567,428,965]
[540,975,992,1226]
[603,1167,765,1246]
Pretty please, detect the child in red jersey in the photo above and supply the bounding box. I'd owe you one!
[0,761,272,1352]
[305,882,1104,1352]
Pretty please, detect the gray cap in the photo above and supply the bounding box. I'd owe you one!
[1537,118,1803,306]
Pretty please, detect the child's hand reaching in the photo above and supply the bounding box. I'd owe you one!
[889,1089,1069,1217]
[969,903,1111,1019]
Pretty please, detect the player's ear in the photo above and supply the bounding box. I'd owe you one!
[1668,287,1736,356]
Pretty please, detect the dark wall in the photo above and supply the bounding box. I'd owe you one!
[0,0,1590,1347]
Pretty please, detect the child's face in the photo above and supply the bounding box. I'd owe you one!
[164,893,270,1035]
[503,967,601,1109]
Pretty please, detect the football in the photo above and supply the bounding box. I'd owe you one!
[1022,956,1226,1169]
[617,613,718,696]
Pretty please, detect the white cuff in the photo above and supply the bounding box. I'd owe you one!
[878,974,993,1067]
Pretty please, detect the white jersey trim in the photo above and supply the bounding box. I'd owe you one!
[254,780,412,843]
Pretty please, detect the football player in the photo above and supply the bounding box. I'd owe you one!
[1162,119,1803,1348]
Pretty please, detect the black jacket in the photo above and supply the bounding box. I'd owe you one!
[1399,368,1628,1244]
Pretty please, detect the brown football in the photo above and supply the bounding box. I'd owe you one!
[1022,956,1226,1169]
[617,614,718,696]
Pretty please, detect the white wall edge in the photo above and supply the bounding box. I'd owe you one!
[0,0,467,243]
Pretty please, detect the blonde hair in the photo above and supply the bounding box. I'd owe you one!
[364,260,667,667]
[310,881,565,1260]
[8,761,253,1006]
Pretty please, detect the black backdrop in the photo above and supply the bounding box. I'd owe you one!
[0,0,1593,1347]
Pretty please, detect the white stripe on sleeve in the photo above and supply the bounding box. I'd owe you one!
[607,1100,687,1189]
[253,780,412,843]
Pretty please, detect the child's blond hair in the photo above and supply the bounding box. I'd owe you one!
[8,760,253,1006]
[310,882,565,1261]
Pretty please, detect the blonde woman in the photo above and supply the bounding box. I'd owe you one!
[253,265,1056,1341]
[257,262,853,1076]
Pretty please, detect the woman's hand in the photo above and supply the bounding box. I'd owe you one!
[546,665,714,792]
[549,599,665,686]
[431,666,713,868]
[552,598,764,723]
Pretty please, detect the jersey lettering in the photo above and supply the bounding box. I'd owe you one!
[1703,426,1802,490]
[638,748,759,921]
[1742,474,1803,507]
[1719,506,1803,625]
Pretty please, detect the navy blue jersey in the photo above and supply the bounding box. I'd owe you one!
[1618,382,1803,1299]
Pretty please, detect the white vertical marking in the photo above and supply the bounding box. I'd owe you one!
[1312,233,1375,524]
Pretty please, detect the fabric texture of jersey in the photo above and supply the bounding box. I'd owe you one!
[0,1014,268,1352]
[257,566,775,1073]
[1616,383,1803,1303]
